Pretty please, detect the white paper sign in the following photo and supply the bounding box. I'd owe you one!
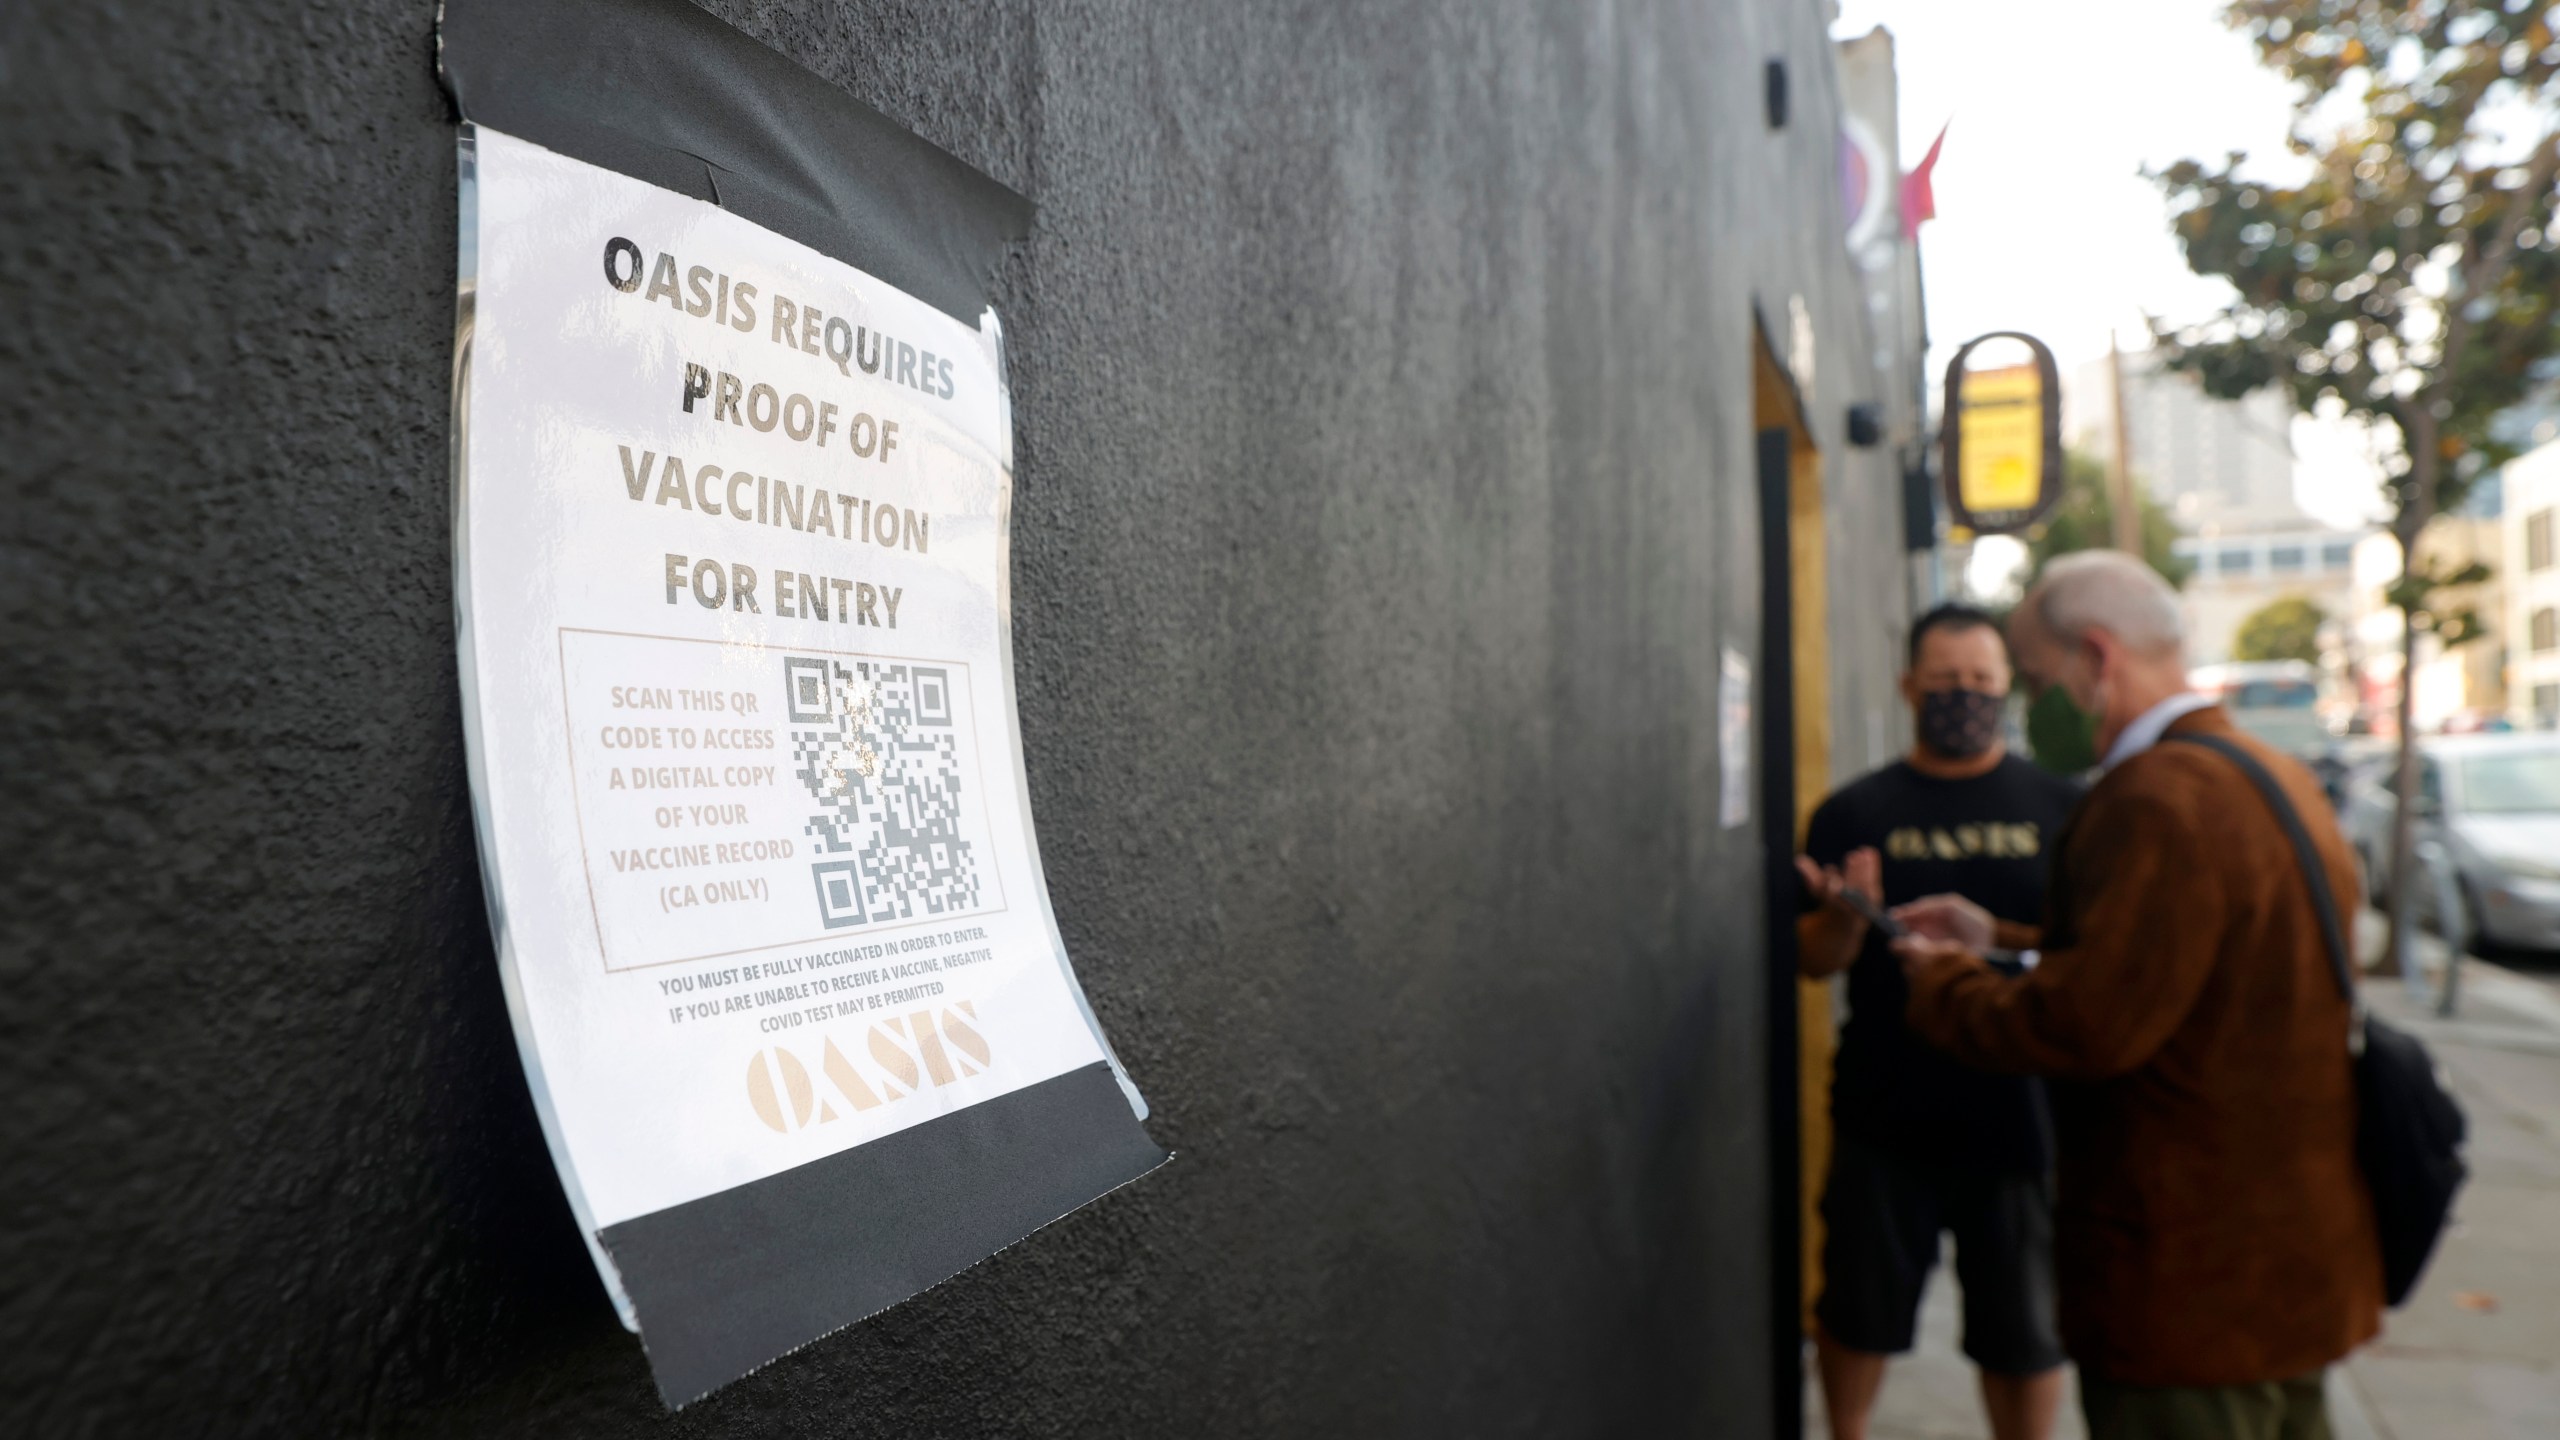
[1720,646,1753,829]
[456,128,1131,1286]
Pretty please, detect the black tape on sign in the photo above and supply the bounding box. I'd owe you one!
[603,1063,1167,1407]
[437,0,1033,327]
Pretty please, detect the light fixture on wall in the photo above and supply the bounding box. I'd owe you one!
[1846,403,1884,448]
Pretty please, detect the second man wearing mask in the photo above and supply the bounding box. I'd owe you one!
[1795,604,2083,1440]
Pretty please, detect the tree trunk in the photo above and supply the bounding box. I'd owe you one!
[2380,412,2439,977]
[2381,589,2423,975]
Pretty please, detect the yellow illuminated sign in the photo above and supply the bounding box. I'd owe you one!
[1956,363,2043,514]
[1939,333,2062,535]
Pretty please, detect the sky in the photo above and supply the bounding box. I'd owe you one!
[1828,0,2393,559]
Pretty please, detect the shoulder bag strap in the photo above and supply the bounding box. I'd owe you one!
[2162,734,2361,1018]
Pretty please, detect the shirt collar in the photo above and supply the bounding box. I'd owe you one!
[2100,691,2216,771]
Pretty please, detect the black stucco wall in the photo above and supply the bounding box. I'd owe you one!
[4,1,1908,1433]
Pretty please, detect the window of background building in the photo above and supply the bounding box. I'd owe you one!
[2322,541,2355,570]
[2269,544,2307,573]
[2535,606,2560,653]
[2531,508,2555,572]
[2218,546,2254,576]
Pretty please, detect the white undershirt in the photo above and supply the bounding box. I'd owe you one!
[2101,691,2217,771]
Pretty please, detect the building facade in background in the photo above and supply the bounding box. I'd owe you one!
[1835,25,1941,625]
[2506,438,2560,730]
[2350,518,2510,735]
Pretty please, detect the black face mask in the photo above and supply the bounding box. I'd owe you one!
[1916,687,2006,758]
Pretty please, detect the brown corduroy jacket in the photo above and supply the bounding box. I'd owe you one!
[1905,705,2383,1387]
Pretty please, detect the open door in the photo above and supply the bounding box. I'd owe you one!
[1755,317,1831,1440]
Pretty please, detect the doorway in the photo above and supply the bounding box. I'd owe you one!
[1754,315,1831,1440]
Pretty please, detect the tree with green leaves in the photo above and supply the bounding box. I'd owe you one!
[2233,595,2331,663]
[2152,0,2560,965]
[2024,450,2196,589]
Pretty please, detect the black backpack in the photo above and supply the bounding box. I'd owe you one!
[2168,733,2467,1306]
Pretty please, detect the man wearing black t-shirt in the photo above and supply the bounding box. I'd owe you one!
[1795,604,2082,1440]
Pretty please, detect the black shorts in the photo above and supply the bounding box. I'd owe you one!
[1815,1131,2064,1376]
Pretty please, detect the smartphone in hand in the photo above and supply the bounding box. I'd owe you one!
[1834,887,1907,940]
[1839,888,2030,971]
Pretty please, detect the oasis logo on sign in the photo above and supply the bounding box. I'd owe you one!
[745,1002,991,1132]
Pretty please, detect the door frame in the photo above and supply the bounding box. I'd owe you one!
[1753,312,1829,1440]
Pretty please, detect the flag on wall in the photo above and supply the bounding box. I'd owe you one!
[1901,122,1948,239]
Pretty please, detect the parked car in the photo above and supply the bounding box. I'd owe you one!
[2341,733,2560,952]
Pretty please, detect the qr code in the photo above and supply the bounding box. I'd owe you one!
[785,656,982,928]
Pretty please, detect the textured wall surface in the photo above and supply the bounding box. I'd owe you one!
[2,1,1909,1433]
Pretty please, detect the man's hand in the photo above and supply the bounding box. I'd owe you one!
[1891,893,1994,950]
[1893,933,1980,989]
[1793,848,1881,980]
[1795,847,1882,917]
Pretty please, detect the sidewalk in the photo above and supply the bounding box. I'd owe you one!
[1813,916,2560,1440]
[2339,917,2560,1439]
